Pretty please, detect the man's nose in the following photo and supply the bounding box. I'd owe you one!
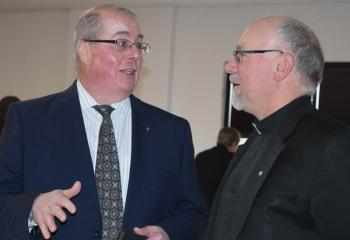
[127,44,142,59]
[224,56,238,74]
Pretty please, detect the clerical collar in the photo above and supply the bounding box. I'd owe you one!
[252,96,311,135]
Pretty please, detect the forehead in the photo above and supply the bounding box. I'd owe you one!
[237,19,280,49]
[99,11,142,39]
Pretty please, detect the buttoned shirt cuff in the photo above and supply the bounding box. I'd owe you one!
[28,211,38,233]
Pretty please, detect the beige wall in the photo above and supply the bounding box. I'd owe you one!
[0,11,68,99]
[1,3,349,154]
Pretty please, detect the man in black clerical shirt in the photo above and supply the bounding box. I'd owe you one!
[202,16,350,240]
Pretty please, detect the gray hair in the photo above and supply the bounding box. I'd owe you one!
[73,4,137,63]
[276,17,324,95]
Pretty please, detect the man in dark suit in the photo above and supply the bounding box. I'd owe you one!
[0,4,207,240]
[203,16,350,240]
[195,127,240,209]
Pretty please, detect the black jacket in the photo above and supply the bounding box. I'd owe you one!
[203,98,350,240]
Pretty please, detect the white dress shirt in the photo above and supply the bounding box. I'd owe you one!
[77,80,131,207]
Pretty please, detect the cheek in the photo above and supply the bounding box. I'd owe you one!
[138,57,143,67]
[100,53,121,71]
[91,49,120,72]
[238,75,259,100]
[239,65,263,89]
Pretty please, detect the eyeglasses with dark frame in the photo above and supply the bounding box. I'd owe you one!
[83,39,151,55]
[233,49,284,63]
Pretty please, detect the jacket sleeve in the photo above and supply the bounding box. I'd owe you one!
[0,104,39,239]
[310,128,350,240]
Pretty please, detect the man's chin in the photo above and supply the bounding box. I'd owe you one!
[232,95,244,111]
[232,103,244,111]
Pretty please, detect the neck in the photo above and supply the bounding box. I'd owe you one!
[255,92,304,120]
[253,78,305,120]
[79,74,129,105]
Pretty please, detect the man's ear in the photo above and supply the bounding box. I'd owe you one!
[76,40,91,64]
[274,53,294,82]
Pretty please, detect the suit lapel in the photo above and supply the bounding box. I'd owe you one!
[230,134,285,239]
[56,82,100,211]
[204,136,255,239]
[213,133,258,207]
[222,138,252,181]
[123,95,150,227]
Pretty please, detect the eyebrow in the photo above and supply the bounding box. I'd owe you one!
[112,31,144,40]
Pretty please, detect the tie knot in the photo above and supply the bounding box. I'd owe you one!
[93,105,114,118]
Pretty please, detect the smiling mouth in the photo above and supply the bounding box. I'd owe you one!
[120,69,136,76]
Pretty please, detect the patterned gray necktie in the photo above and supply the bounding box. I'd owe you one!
[94,105,124,240]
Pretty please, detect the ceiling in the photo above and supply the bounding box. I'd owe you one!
[0,0,348,11]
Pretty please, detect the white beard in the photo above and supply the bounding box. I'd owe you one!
[229,74,245,111]
[232,88,244,111]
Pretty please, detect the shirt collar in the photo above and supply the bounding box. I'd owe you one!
[77,79,131,114]
[252,95,311,134]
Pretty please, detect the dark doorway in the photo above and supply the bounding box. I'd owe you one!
[318,62,350,126]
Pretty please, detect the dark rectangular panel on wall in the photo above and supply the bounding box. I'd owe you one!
[319,62,350,126]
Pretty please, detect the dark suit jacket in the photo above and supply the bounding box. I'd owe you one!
[0,82,207,240]
[0,119,4,136]
[203,99,350,240]
[195,144,233,208]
